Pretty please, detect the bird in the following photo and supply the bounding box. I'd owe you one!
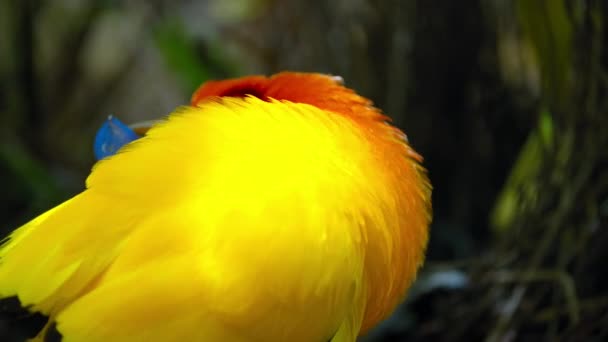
[0,72,431,342]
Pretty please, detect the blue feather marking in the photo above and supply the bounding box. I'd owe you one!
[94,116,140,160]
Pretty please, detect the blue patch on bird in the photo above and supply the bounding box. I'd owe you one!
[94,116,140,160]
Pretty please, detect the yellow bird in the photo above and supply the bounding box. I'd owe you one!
[0,72,431,342]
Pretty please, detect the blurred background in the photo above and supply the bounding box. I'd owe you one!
[0,0,607,341]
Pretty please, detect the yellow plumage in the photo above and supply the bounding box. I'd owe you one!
[0,74,430,342]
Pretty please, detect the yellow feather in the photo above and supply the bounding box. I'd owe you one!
[0,97,430,341]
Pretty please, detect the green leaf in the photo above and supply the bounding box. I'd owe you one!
[539,109,554,148]
[154,20,211,92]
[517,0,573,108]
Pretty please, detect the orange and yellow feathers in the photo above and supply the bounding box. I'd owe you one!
[0,72,431,342]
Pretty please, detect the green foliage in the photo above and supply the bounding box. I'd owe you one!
[153,19,240,94]
[154,20,212,92]
[0,143,67,225]
[517,0,573,109]
[493,0,574,234]
[491,109,553,233]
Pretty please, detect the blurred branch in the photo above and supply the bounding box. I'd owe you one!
[485,270,579,325]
